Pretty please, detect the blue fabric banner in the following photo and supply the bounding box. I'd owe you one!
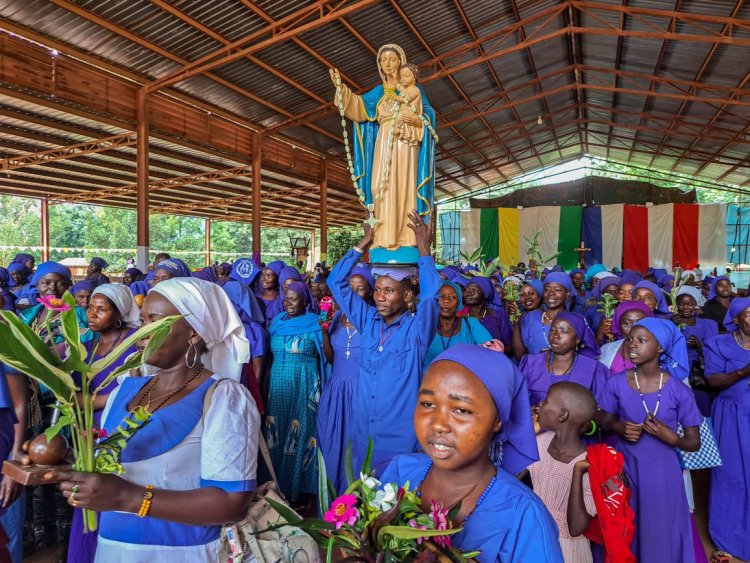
[581,206,603,266]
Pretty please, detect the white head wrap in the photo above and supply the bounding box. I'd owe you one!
[593,270,613,281]
[92,284,141,328]
[150,277,250,381]
[677,285,706,307]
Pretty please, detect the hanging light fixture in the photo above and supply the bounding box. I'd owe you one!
[537,116,543,126]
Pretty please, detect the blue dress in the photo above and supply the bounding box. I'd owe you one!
[317,312,360,494]
[424,317,492,369]
[519,309,550,355]
[599,373,703,563]
[328,249,440,474]
[380,454,563,562]
[266,326,322,502]
[97,376,259,562]
[703,334,750,560]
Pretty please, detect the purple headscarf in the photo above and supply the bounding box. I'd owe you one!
[633,318,689,381]
[543,272,574,294]
[522,279,544,300]
[265,261,286,278]
[350,263,375,288]
[612,300,653,337]
[70,280,97,295]
[633,280,670,315]
[229,258,261,286]
[155,258,192,278]
[554,311,600,357]
[285,280,319,314]
[466,276,503,312]
[708,276,731,300]
[192,267,219,284]
[90,257,108,269]
[11,253,34,265]
[279,266,302,288]
[722,297,750,332]
[593,276,621,300]
[7,263,29,287]
[125,267,143,280]
[31,261,71,285]
[429,344,539,474]
[0,267,9,288]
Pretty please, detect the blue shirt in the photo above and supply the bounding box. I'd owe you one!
[424,317,492,369]
[328,249,440,472]
[380,454,563,563]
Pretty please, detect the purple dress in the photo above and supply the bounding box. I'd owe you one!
[703,334,750,560]
[520,309,550,354]
[67,330,138,563]
[316,312,361,494]
[679,317,719,416]
[519,352,610,406]
[599,373,703,563]
[473,307,512,348]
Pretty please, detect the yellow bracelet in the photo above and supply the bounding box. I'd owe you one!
[137,484,154,518]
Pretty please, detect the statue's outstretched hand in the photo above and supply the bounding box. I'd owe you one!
[407,209,431,256]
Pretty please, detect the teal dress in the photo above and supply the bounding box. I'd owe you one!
[265,312,325,502]
[424,317,493,369]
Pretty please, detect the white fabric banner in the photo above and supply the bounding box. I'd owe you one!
[600,204,624,270]
[698,203,727,269]
[459,208,481,257]
[519,206,560,264]
[648,204,674,269]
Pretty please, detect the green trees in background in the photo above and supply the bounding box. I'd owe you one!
[0,196,314,270]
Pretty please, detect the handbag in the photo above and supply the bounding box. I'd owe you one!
[676,417,722,470]
[202,382,320,563]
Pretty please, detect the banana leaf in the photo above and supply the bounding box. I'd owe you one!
[89,315,181,375]
[376,525,461,544]
[59,292,86,369]
[317,447,331,517]
[92,350,145,394]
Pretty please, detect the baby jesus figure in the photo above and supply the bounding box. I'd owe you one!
[395,63,424,147]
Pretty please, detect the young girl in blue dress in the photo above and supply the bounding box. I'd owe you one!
[380,344,563,562]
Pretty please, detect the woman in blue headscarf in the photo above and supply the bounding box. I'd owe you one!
[515,273,573,361]
[152,258,192,285]
[702,298,750,561]
[423,281,492,368]
[380,344,563,562]
[7,262,37,311]
[599,318,702,563]
[701,275,733,332]
[459,276,512,350]
[70,280,97,329]
[265,281,326,505]
[317,263,375,494]
[122,267,143,287]
[258,261,286,324]
[585,274,620,343]
[520,311,607,406]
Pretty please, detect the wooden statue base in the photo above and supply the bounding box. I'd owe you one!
[2,461,72,486]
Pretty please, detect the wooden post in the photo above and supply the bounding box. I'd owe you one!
[136,88,150,271]
[40,197,49,262]
[320,159,328,266]
[252,133,261,255]
[204,218,211,267]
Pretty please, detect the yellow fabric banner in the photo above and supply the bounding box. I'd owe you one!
[498,207,520,266]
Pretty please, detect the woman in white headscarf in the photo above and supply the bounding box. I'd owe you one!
[57,278,260,563]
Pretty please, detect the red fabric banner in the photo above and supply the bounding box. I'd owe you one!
[672,203,699,270]
[623,205,649,273]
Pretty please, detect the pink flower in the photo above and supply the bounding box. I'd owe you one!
[324,494,359,529]
[37,295,71,312]
[429,499,452,549]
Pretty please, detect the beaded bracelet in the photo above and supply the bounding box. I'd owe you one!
[137,484,154,518]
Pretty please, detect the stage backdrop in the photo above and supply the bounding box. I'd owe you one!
[443,203,728,272]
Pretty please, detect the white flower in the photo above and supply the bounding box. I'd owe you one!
[360,472,380,491]
[369,483,398,511]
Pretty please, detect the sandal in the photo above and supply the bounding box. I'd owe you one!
[710,550,732,563]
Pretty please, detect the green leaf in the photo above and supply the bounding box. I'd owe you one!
[447,499,463,521]
[263,497,302,525]
[59,292,86,366]
[344,440,355,488]
[92,350,145,394]
[361,437,374,475]
[317,447,331,517]
[44,413,73,442]
[89,315,181,376]
[376,525,461,544]
[0,313,76,400]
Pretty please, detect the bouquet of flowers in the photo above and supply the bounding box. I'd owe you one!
[0,291,179,532]
[262,443,479,562]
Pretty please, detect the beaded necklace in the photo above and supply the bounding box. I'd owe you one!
[438,317,460,351]
[344,322,357,359]
[547,351,578,384]
[632,368,664,417]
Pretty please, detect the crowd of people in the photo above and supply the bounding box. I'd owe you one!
[0,213,747,563]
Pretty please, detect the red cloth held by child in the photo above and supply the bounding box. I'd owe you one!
[584,444,636,563]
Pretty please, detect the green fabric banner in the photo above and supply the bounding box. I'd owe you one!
[557,206,583,270]
[479,208,499,260]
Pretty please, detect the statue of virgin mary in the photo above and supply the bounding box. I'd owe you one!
[331,44,436,264]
